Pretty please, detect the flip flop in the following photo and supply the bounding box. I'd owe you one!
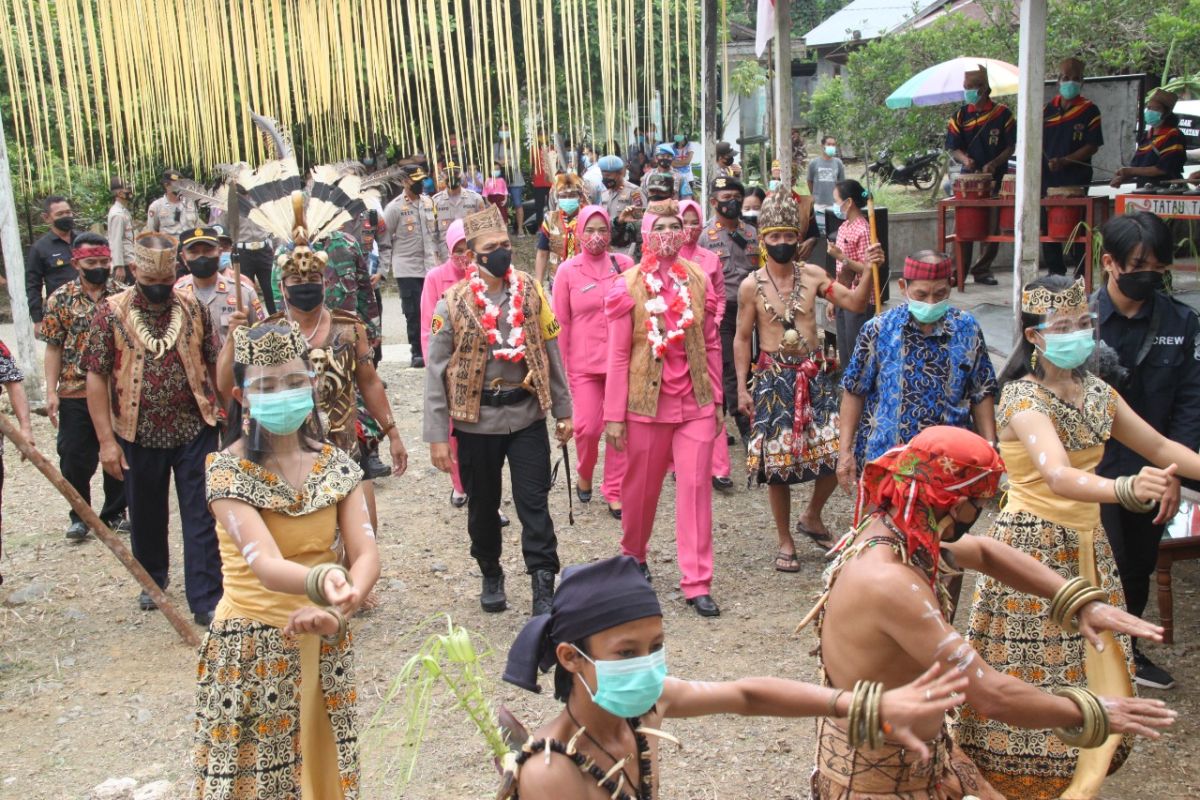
[796,521,836,551]
[774,551,801,573]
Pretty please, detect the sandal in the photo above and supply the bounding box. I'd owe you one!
[796,521,836,552]
[773,551,801,573]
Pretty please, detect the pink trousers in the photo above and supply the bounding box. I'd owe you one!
[711,418,731,477]
[570,374,626,503]
[621,413,715,598]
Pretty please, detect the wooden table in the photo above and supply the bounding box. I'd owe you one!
[936,195,1109,293]
[1156,491,1200,644]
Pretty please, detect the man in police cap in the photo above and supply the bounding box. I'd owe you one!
[640,143,688,199]
[705,176,758,448]
[173,226,264,347]
[379,164,438,367]
[596,154,645,256]
[432,161,486,262]
[144,169,199,238]
[715,141,741,179]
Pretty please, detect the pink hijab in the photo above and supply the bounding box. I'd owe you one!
[445,218,466,256]
[678,198,704,258]
[640,200,684,269]
[575,204,612,266]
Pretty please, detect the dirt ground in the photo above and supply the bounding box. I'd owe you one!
[1,244,1199,798]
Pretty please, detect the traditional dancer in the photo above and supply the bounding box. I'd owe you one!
[499,555,969,800]
[603,201,723,617]
[1095,211,1200,690]
[838,250,997,492]
[804,426,1176,799]
[552,205,633,518]
[424,205,573,615]
[734,192,880,568]
[195,322,378,799]
[535,173,586,286]
[957,276,1200,798]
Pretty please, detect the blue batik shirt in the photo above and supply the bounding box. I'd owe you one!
[841,304,998,464]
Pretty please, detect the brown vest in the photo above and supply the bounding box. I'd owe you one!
[624,258,714,416]
[444,274,552,423]
[106,288,217,442]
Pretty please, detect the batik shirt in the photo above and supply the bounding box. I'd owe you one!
[841,305,998,464]
[39,277,125,396]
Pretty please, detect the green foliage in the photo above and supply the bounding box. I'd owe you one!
[728,59,768,98]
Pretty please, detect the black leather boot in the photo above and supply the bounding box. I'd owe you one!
[480,562,507,613]
[531,570,555,616]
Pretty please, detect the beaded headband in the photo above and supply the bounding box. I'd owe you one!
[1021,278,1088,315]
[232,321,307,367]
[757,192,801,234]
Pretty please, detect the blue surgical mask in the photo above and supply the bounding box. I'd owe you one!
[1039,329,1095,370]
[1059,80,1082,100]
[824,145,837,157]
[499,130,511,140]
[832,202,847,220]
[1144,108,1163,127]
[908,296,950,324]
[248,387,314,435]
[768,179,781,192]
[558,198,580,215]
[574,645,667,719]
[219,252,232,269]
[964,88,981,105]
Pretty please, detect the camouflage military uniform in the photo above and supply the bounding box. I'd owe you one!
[316,231,381,344]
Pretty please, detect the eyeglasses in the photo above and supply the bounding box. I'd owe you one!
[1034,311,1096,335]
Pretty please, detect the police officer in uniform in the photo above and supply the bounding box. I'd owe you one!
[1095,211,1200,692]
[704,176,758,444]
[174,227,264,347]
[144,169,199,237]
[432,161,486,262]
[379,165,438,367]
[596,155,644,257]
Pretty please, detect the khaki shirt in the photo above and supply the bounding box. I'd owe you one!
[703,217,759,305]
[174,272,265,346]
[431,188,486,261]
[144,195,199,237]
[599,183,644,257]
[379,193,437,279]
[106,202,135,267]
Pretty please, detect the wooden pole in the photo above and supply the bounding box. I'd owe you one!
[0,117,44,403]
[867,195,883,314]
[701,0,717,207]
[1012,0,1047,342]
[773,0,792,190]
[0,413,200,647]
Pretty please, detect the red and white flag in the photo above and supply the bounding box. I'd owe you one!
[755,0,775,57]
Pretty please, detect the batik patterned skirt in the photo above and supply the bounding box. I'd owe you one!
[746,351,839,485]
[955,510,1134,800]
[193,617,360,799]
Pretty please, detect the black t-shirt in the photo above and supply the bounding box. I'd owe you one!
[946,101,1016,186]
[25,230,77,322]
[1042,96,1104,187]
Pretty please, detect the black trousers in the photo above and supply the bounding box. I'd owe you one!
[398,277,425,360]
[237,245,277,315]
[719,299,751,438]
[453,421,559,575]
[1100,502,1163,624]
[372,287,383,367]
[120,426,223,614]
[58,397,125,525]
[532,186,550,221]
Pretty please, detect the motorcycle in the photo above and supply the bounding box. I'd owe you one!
[864,148,942,190]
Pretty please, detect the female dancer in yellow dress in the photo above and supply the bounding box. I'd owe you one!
[956,275,1200,798]
[193,322,380,799]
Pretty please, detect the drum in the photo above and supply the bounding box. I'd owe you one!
[998,174,1017,233]
[1046,186,1086,240]
[953,172,994,241]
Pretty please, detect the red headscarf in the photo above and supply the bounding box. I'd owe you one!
[854,426,1004,582]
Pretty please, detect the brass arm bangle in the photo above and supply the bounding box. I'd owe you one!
[1060,587,1111,634]
[847,680,867,748]
[1115,475,1155,514]
[827,688,846,718]
[1052,687,1110,748]
[847,680,884,749]
[321,607,348,644]
[305,563,351,606]
[1049,577,1090,628]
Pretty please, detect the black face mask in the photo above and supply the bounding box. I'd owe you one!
[741,212,759,228]
[1115,269,1164,302]
[656,158,672,169]
[602,177,618,189]
[942,506,981,543]
[765,241,798,264]
[52,216,74,233]
[285,283,325,311]
[478,246,513,277]
[716,198,742,220]
[81,267,110,286]
[138,282,173,305]
[187,256,220,279]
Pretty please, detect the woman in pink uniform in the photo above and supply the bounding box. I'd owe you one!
[603,200,724,618]
[420,220,471,507]
[679,198,733,487]
[551,205,632,519]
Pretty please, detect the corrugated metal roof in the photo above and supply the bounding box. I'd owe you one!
[803,0,946,47]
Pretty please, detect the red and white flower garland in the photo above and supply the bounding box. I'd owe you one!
[469,266,527,361]
[641,260,694,359]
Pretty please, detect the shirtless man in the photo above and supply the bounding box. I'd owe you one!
[734,192,880,570]
[500,555,969,800]
[806,426,1175,798]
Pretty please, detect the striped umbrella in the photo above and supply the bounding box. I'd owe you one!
[885,57,1020,110]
